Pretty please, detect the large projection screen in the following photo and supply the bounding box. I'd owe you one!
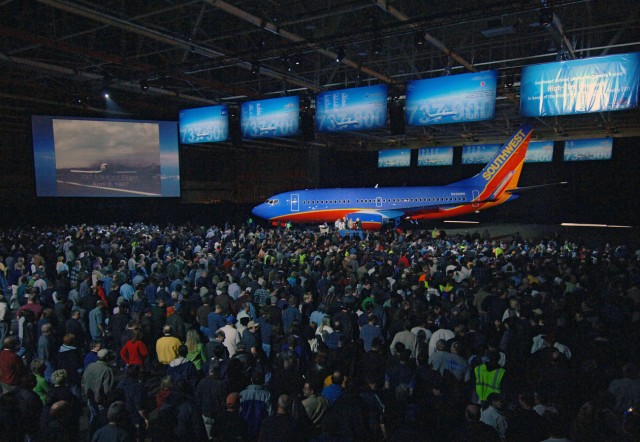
[32,116,180,197]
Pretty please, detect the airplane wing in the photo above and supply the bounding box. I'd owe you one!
[69,169,101,174]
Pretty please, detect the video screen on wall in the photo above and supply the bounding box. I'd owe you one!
[520,52,640,117]
[405,70,497,126]
[563,138,613,161]
[525,140,554,163]
[315,84,388,133]
[32,116,180,197]
[378,149,411,168]
[179,104,228,144]
[417,147,453,166]
[240,96,300,139]
[461,143,501,165]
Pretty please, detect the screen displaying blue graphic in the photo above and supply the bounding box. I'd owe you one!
[417,147,453,166]
[315,84,388,133]
[520,52,640,117]
[405,71,497,126]
[461,144,501,165]
[378,149,411,168]
[179,105,228,144]
[32,116,180,197]
[563,138,613,161]
[525,140,554,163]
[241,96,300,139]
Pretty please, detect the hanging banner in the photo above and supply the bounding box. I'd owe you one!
[520,52,640,117]
[417,147,453,166]
[563,138,613,161]
[378,148,411,168]
[525,140,554,163]
[241,96,300,139]
[315,84,388,133]
[405,71,497,126]
[179,105,228,144]
[461,143,501,165]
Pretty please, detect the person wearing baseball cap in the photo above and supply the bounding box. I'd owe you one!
[81,348,115,436]
[91,401,129,441]
[241,321,260,356]
[212,392,248,441]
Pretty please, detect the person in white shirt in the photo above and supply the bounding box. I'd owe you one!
[480,393,508,439]
[219,316,241,357]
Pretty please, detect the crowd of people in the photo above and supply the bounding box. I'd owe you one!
[0,221,640,441]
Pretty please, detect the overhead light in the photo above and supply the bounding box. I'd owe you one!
[335,46,345,63]
[539,7,553,27]
[373,39,383,55]
[102,90,110,99]
[251,62,260,75]
[140,79,149,92]
[504,70,515,89]
[414,31,425,46]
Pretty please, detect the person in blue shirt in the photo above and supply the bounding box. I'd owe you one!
[206,304,227,339]
[321,370,345,405]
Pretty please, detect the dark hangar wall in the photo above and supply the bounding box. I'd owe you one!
[318,137,640,226]
[1,129,639,227]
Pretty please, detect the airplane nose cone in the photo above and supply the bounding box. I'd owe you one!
[252,203,268,219]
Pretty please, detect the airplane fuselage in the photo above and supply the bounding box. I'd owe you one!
[252,125,533,229]
[252,185,506,229]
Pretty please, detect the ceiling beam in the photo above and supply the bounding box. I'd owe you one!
[0,26,258,99]
[0,52,218,105]
[205,0,393,84]
[373,0,477,73]
[36,0,320,92]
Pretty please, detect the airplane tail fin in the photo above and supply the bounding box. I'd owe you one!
[454,125,533,202]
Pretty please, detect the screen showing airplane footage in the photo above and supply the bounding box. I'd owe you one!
[240,96,300,139]
[179,104,229,144]
[32,116,180,197]
[315,84,388,133]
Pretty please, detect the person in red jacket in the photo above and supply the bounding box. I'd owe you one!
[119,330,148,371]
[0,336,27,394]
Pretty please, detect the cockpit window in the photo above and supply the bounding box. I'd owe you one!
[264,199,279,205]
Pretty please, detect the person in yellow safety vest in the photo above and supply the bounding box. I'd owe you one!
[418,272,429,289]
[439,281,454,296]
[473,350,505,404]
[494,245,504,258]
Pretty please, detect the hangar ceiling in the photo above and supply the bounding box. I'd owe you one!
[1,0,639,151]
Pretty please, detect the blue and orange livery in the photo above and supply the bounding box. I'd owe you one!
[252,125,534,229]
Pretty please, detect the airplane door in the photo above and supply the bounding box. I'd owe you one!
[290,194,299,212]
[375,197,382,208]
[472,190,480,208]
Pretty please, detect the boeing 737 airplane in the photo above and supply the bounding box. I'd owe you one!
[331,116,360,128]
[252,125,537,230]
[421,107,458,122]
[258,123,278,133]
[69,163,137,174]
